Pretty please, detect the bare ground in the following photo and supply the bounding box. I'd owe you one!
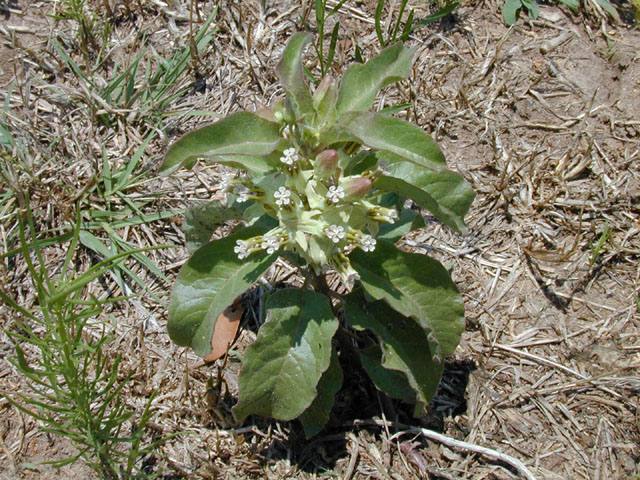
[0,0,639,479]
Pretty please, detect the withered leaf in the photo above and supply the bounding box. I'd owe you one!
[203,301,244,362]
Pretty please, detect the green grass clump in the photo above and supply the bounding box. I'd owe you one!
[0,191,168,479]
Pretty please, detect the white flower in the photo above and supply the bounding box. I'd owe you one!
[233,184,250,202]
[326,185,345,204]
[280,147,299,166]
[261,235,280,254]
[325,224,345,243]
[274,186,292,207]
[219,173,234,192]
[360,235,376,252]
[234,240,249,259]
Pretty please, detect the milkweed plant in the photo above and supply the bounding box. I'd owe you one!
[160,33,475,437]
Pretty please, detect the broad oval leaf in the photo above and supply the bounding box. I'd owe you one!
[277,32,314,119]
[374,156,475,234]
[167,226,277,357]
[233,288,339,422]
[380,154,475,224]
[318,124,358,148]
[160,112,282,175]
[522,0,539,18]
[339,111,446,171]
[358,344,416,403]
[205,153,277,176]
[375,175,463,234]
[346,300,444,416]
[502,0,522,25]
[298,348,343,438]
[377,207,424,242]
[350,239,465,358]
[336,42,415,114]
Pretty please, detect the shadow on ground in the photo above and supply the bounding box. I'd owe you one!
[246,358,477,475]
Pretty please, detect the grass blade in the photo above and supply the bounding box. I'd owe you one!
[375,0,386,47]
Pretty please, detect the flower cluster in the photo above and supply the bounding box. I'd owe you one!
[235,229,290,259]
[234,184,251,203]
[352,232,377,252]
[228,143,397,285]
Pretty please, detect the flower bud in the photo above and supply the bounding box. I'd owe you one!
[329,252,360,288]
[314,149,339,177]
[368,206,398,224]
[342,177,372,199]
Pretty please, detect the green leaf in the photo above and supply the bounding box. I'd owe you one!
[160,112,282,175]
[298,348,343,438]
[381,155,474,219]
[351,239,465,358]
[557,0,579,9]
[374,175,462,233]
[358,344,415,403]
[183,200,243,253]
[326,22,340,72]
[336,42,415,114]
[399,9,415,43]
[234,288,339,422]
[277,33,314,119]
[167,226,277,356]
[412,2,459,28]
[378,103,411,116]
[312,76,339,132]
[79,230,115,258]
[15,346,37,374]
[375,0,386,47]
[208,153,277,175]
[347,302,443,415]
[339,111,446,171]
[521,0,539,18]
[0,122,14,148]
[374,155,474,234]
[390,0,411,44]
[377,207,424,242]
[343,150,377,176]
[317,124,358,148]
[594,0,619,19]
[503,0,522,25]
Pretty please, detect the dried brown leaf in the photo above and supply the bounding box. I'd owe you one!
[203,301,244,363]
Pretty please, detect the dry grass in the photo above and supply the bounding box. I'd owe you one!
[0,0,639,478]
